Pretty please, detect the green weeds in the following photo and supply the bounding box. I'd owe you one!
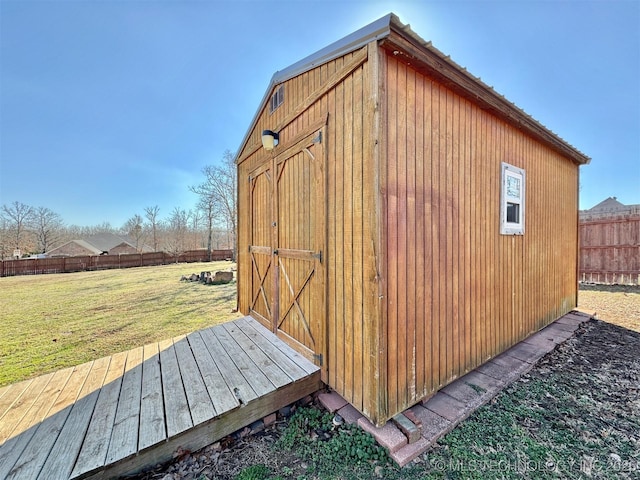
[275,407,390,479]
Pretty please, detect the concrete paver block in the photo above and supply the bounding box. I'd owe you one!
[503,341,546,364]
[263,413,277,427]
[318,391,348,413]
[423,392,466,422]
[462,371,505,398]
[357,417,408,453]
[548,321,579,334]
[390,437,432,467]
[408,405,452,440]
[540,324,575,342]
[491,352,532,376]
[522,332,557,351]
[404,409,422,428]
[337,403,363,424]
[476,358,521,382]
[556,315,586,327]
[392,413,422,444]
[441,378,484,406]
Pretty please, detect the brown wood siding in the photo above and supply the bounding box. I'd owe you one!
[238,42,581,426]
[383,52,579,419]
[237,46,380,419]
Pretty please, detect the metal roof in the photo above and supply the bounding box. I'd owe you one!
[235,13,590,165]
[235,14,394,163]
[271,14,393,87]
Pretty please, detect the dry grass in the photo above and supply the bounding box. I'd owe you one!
[578,284,640,332]
[0,261,240,387]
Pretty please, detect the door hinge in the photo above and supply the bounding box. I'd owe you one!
[312,131,322,144]
[313,353,323,366]
[312,251,322,262]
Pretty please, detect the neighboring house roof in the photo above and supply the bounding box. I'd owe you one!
[73,239,104,254]
[46,233,152,256]
[586,197,627,212]
[580,197,640,219]
[84,233,137,252]
[46,239,103,256]
[236,13,590,166]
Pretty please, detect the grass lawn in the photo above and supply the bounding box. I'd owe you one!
[0,261,240,387]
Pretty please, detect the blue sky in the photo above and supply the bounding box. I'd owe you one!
[1,0,638,227]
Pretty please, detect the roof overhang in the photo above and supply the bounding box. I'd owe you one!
[235,13,590,166]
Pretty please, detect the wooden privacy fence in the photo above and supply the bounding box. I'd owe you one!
[0,249,233,278]
[579,210,640,285]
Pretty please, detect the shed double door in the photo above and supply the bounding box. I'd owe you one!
[248,129,326,372]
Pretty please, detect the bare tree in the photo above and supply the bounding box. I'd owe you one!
[189,209,204,250]
[191,186,218,261]
[123,214,146,252]
[164,207,190,260]
[144,205,161,251]
[30,206,64,253]
[0,216,9,259]
[190,150,237,260]
[1,201,34,256]
[71,222,117,237]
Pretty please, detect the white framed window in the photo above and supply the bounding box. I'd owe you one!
[500,162,525,235]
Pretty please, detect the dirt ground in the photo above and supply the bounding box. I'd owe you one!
[132,285,640,479]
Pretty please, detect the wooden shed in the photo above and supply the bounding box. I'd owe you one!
[235,14,590,426]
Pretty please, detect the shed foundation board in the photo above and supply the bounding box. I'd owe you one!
[0,317,320,480]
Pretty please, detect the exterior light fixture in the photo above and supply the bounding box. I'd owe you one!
[261,130,279,151]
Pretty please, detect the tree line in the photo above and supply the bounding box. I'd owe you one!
[1,151,237,260]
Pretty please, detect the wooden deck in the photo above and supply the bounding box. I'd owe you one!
[0,317,321,479]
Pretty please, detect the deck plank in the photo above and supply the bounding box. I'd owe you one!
[186,331,239,415]
[0,378,34,422]
[0,373,54,444]
[0,367,74,480]
[1,316,322,480]
[244,317,319,374]
[210,323,275,397]
[88,367,321,480]
[223,321,293,388]
[138,342,166,451]
[235,317,310,381]
[38,356,111,479]
[6,361,93,480]
[159,338,193,437]
[198,326,258,405]
[106,347,143,464]
[0,382,11,402]
[174,337,216,425]
[71,350,128,478]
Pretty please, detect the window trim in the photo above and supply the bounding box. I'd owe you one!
[500,162,525,235]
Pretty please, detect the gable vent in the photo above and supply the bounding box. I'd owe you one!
[269,85,284,114]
